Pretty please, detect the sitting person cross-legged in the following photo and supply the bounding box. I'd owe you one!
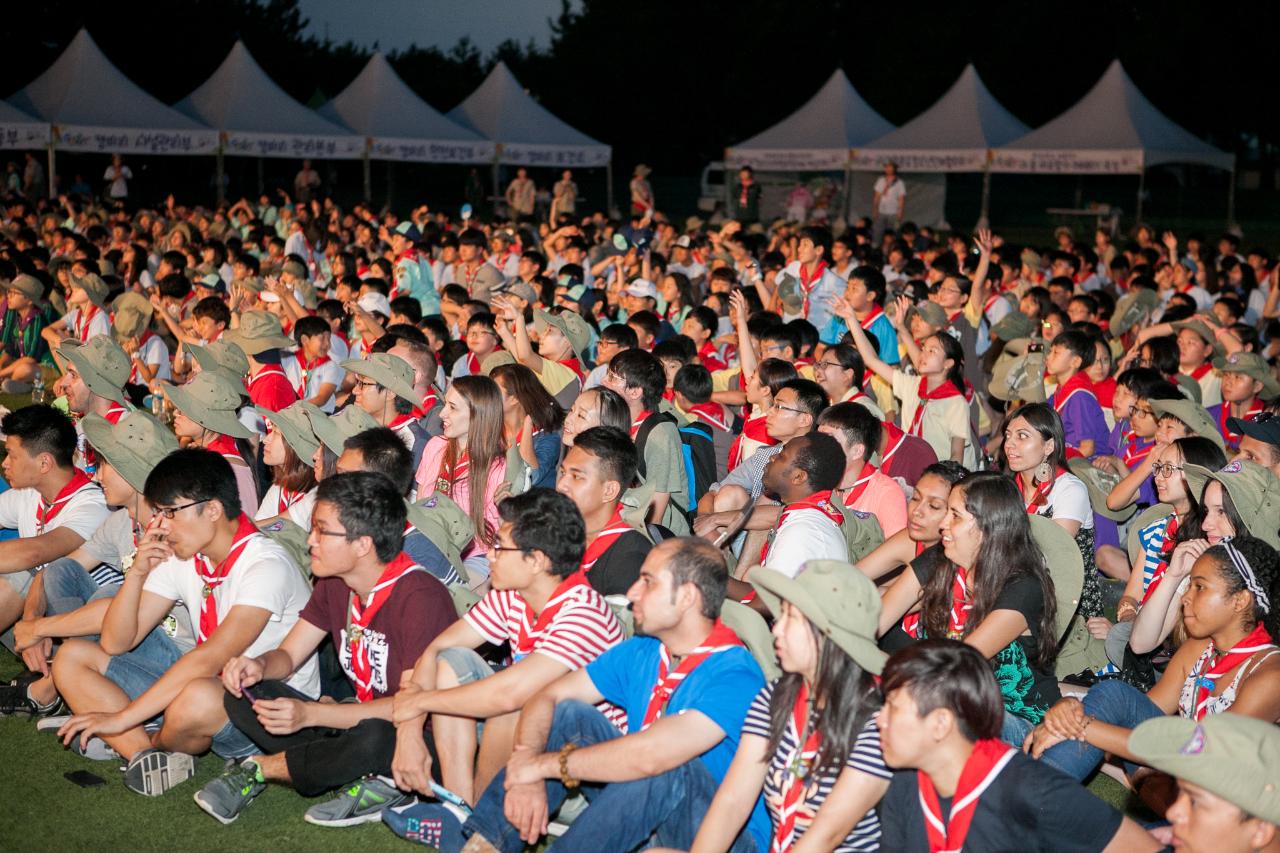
[192,472,456,826]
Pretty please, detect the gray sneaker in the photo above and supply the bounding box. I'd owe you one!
[193,758,266,824]
[304,776,411,827]
[124,748,196,796]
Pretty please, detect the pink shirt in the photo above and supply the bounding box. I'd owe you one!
[415,435,507,555]
[851,470,907,539]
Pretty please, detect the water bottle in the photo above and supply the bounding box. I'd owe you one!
[31,373,45,405]
[151,393,164,417]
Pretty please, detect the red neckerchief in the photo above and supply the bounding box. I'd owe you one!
[194,514,259,644]
[629,410,653,440]
[295,354,330,398]
[1016,467,1067,512]
[560,358,585,382]
[640,619,745,729]
[947,309,964,325]
[1051,372,1095,414]
[1141,514,1179,605]
[697,341,726,372]
[881,422,908,471]
[841,462,878,507]
[74,304,101,342]
[461,261,485,293]
[728,411,777,470]
[348,552,423,701]
[902,565,971,639]
[772,681,821,852]
[1122,433,1154,468]
[909,379,963,437]
[859,303,884,330]
[918,738,1017,853]
[662,387,675,402]
[1093,375,1116,408]
[397,248,419,264]
[1187,362,1213,381]
[759,490,844,566]
[103,405,129,425]
[127,332,155,383]
[581,506,631,572]
[1189,623,1276,721]
[250,363,288,389]
[277,488,304,515]
[513,570,592,660]
[797,262,827,316]
[388,412,415,431]
[334,330,350,348]
[436,448,469,496]
[465,350,481,375]
[36,470,94,533]
[1221,398,1264,448]
[205,434,242,465]
[687,402,729,432]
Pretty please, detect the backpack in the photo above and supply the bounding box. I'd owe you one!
[634,412,716,520]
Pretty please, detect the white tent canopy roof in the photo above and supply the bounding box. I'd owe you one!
[726,69,894,171]
[447,62,609,167]
[0,100,49,150]
[176,40,363,159]
[319,52,493,164]
[852,65,1029,172]
[8,29,216,155]
[992,60,1234,174]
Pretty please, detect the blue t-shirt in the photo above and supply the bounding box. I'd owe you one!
[586,636,771,852]
[820,311,900,364]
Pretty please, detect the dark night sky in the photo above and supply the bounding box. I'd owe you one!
[295,0,564,53]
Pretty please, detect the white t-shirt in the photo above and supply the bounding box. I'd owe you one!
[143,533,319,696]
[134,334,172,383]
[62,307,112,342]
[0,480,110,579]
[892,370,976,469]
[762,507,849,579]
[104,165,132,198]
[298,359,344,412]
[874,176,906,217]
[78,508,135,569]
[1031,472,1094,531]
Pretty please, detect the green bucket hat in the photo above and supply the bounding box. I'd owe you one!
[1213,351,1280,400]
[224,310,295,355]
[70,272,111,308]
[1129,714,1280,825]
[751,559,887,675]
[6,274,44,303]
[407,493,476,582]
[532,309,591,361]
[1067,457,1136,523]
[1027,513,1084,641]
[163,371,253,440]
[989,309,1033,343]
[281,260,308,280]
[306,405,380,456]
[1150,397,1226,451]
[1172,318,1225,357]
[1205,459,1280,549]
[479,350,516,376]
[57,336,130,406]
[340,352,419,406]
[910,301,949,330]
[111,291,153,340]
[190,340,250,381]
[235,276,266,296]
[774,272,804,314]
[294,278,319,310]
[81,410,180,492]
[254,401,321,462]
[1109,288,1161,337]
[990,343,1047,403]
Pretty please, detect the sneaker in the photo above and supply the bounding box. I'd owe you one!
[193,758,265,824]
[67,734,121,762]
[36,715,71,733]
[304,775,411,827]
[382,799,468,850]
[0,684,62,717]
[123,748,196,796]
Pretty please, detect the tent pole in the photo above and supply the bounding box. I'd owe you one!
[843,158,854,222]
[1135,168,1146,226]
[386,161,393,211]
[46,139,55,199]
[491,157,501,216]
[1227,167,1237,229]
[362,149,371,203]
[256,158,264,196]
[979,163,992,228]
[215,145,225,206]
[606,160,614,218]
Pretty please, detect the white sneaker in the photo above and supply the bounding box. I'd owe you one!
[36,715,71,732]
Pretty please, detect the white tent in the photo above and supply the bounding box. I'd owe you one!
[0,101,49,150]
[7,29,216,160]
[991,60,1234,175]
[447,62,610,169]
[176,41,364,160]
[852,65,1028,173]
[319,53,493,165]
[725,69,894,171]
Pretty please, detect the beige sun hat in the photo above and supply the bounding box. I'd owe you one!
[163,371,253,439]
[57,336,130,407]
[306,405,380,456]
[340,352,419,407]
[81,410,180,492]
[70,272,111,308]
[223,310,294,355]
[189,340,250,382]
[532,309,591,361]
[111,291,154,340]
[254,401,322,462]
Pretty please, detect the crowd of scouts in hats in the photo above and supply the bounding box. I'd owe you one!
[0,183,1275,853]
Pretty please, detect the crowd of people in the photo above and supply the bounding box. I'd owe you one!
[0,162,1277,853]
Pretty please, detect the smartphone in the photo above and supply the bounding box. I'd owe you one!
[65,770,106,788]
[241,684,259,703]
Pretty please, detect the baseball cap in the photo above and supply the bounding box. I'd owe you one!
[625,279,658,301]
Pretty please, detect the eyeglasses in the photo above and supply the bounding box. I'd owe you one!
[815,361,844,371]
[355,379,380,389]
[1128,405,1155,419]
[1152,462,1185,479]
[153,499,208,519]
[490,543,526,555]
[312,526,349,538]
[770,400,805,415]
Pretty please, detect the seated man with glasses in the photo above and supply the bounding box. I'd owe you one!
[54,448,317,797]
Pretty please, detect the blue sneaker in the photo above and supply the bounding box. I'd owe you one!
[382,799,468,851]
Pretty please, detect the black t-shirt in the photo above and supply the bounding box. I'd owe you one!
[880,543,946,654]
[878,750,1123,852]
[586,530,651,596]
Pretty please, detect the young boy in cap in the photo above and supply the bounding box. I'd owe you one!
[1129,713,1280,853]
[493,297,590,409]
[1172,319,1223,407]
[113,291,171,390]
[1210,352,1279,450]
[193,472,456,826]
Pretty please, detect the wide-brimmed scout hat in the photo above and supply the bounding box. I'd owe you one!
[340,352,418,406]
[1214,351,1280,400]
[1129,714,1280,825]
[1067,457,1136,522]
[774,272,804,314]
[752,560,887,675]
[1151,397,1226,451]
[990,341,1047,403]
[6,274,44,302]
[111,291,153,340]
[989,310,1033,343]
[1171,318,1225,357]
[223,310,294,355]
[254,401,321,462]
[163,371,252,439]
[189,339,250,382]
[407,493,475,582]
[1205,459,1280,549]
[70,272,111,308]
[81,410,179,492]
[57,337,130,406]
[911,301,949,330]
[1027,513,1084,641]
[281,260,307,280]
[532,309,591,361]
[235,276,266,297]
[306,405,379,456]
[479,350,516,375]
[1109,288,1161,336]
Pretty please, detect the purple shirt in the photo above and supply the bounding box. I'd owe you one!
[1051,389,1112,459]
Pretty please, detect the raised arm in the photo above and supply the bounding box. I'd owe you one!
[841,296,896,383]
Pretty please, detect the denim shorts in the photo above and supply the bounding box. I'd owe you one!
[210,718,259,760]
[103,632,184,702]
[436,647,496,686]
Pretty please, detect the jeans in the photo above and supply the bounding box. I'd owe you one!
[1040,680,1165,780]
[1000,711,1034,748]
[43,557,116,615]
[465,700,757,853]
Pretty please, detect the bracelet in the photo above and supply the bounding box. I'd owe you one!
[558,742,579,789]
